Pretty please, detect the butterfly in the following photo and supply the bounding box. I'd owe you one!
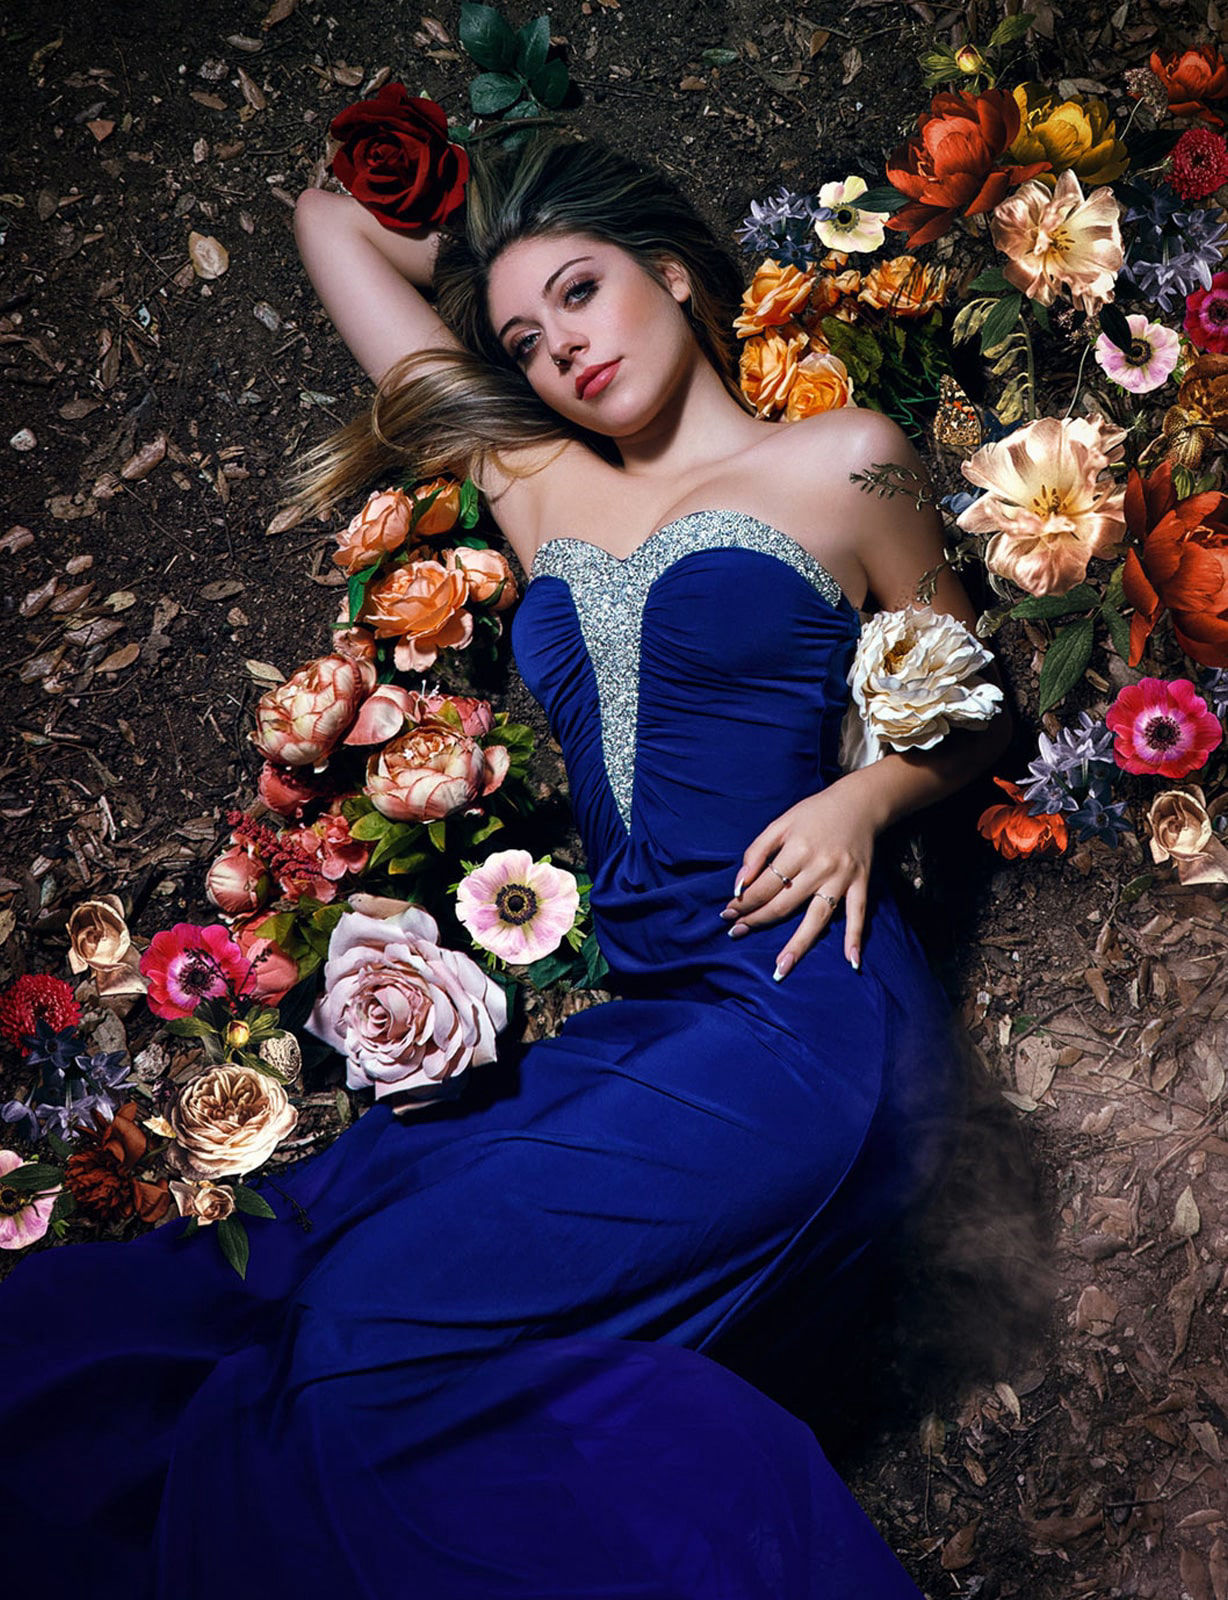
[931,373,984,455]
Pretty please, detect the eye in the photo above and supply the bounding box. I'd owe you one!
[562,276,597,307]
[509,329,539,364]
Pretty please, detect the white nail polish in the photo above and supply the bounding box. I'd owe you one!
[772,964,785,982]
[735,877,745,898]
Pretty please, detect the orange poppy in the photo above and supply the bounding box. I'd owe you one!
[977,778,1068,860]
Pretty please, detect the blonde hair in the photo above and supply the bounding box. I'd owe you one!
[288,134,747,512]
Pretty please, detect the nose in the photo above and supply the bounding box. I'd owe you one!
[546,319,586,372]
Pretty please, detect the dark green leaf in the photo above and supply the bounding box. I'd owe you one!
[1038,616,1095,712]
[1098,301,1133,353]
[988,12,1036,46]
[1121,873,1154,904]
[347,562,380,624]
[49,1188,76,1223]
[700,46,740,66]
[216,1215,250,1279]
[965,266,1012,295]
[1101,603,1132,661]
[853,185,907,215]
[470,71,524,116]
[1124,126,1180,171]
[459,2,518,71]
[515,15,550,78]
[979,292,1022,353]
[427,819,448,852]
[334,1087,353,1128]
[530,57,569,108]
[0,1161,63,1192]
[167,1015,216,1040]
[1030,301,1051,333]
[232,1184,277,1220]
[1010,583,1099,619]
[1104,562,1126,609]
[459,476,481,529]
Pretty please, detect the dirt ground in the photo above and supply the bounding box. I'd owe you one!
[2,1,1227,1595]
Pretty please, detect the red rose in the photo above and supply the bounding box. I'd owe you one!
[330,85,469,232]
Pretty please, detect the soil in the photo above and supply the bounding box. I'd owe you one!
[2,2,1227,1596]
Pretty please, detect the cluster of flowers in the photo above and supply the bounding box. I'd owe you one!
[756,39,1228,883]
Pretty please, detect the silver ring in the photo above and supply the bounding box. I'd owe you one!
[815,890,838,909]
[766,861,793,888]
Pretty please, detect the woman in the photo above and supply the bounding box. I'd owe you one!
[0,134,1011,1597]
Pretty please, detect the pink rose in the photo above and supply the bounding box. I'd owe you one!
[308,905,508,1101]
[250,652,377,769]
[404,690,494,737]
[365,719,510,822]
[231,917,301,1004]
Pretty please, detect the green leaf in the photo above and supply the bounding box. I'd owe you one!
[979,292,1023,353]
[427,818,448,852]
[1121,873,1154,905]
[470,71,524,116]
[1038,616,1095,712]
[515,15,550,77]
[347,562,380,624]
[459,476,481,529]
[1030,301,1051,333]
[388,852,431,876]
[232,1184,277,1220]
[854,185,907,215]
[529,57,569,108]
[988,12,1036,47]
[965,266,1012,295]
[1010,583,1099,619]
[1101,603,1132,661]
[468,813,505,845]
[459,2,519,71]
[167,1015,216,1040]
[700,46,740,66]
[0,1161,63,1192]
[349,810,393,843]
[216,1214,250,1278]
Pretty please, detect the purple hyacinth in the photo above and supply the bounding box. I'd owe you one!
[1068,791,1131,847]
[1020,713,1117,816]
[1202,668,1228,724]
[735,188,828,268]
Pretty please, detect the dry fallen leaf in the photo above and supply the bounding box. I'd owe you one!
[0,525,34,555]
[200,579,245,601]
[188,231,230,279]
[262,0,297,26]
[120,432,168,481]
[87,118,115,141]
[810,27,830,54]
[237,67,266,109]
[940,1517,979,1571]
[105,590,137,611]
[1073,1285,1119,1335]
[97,641,140,674]
[245,658,285,685]
[265,502,305,536]
[841,44,863,84]
[1173,1184,1201,1238]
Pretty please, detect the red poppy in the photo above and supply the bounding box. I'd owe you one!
[1121,460,1228,667]
[1149,44,1228,127]
[885,88,1050,247]
[977,778,1068,860]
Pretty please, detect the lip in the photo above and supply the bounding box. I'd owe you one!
[575,360,620,400]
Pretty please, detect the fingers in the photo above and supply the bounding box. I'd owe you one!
[731,832,780,901]
[843,878,868,972]
[771,896,836,982]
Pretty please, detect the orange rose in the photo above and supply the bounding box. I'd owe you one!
[408,476,462,537]
[1149,44,1228,126]
[858,256,948,316]
[446,546,518,611]
[333,488,413,574]
[784,351,854,420]
[1121,460,1228,667]
[811,269,862,319]
[733,260,816,338]
[976,778,1068,860]
[360,559,473,671]
[739,327,807,417]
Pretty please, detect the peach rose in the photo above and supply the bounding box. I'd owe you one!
[739,327,808,418]
[811,269,863,319]
[784,350,854,420]
[365,720,510,822]
[447,546,518,610]
[66,894,147,997]
[733,259,816,338]
[360,559,473,671]
[1147,786,1228,884]
[858,256,948,315]
[332,488,414,574]
[170,1063,298,1179]
[408,476,462,536]
[169,1177,237,1226]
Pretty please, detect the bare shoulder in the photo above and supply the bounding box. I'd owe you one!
[477,438,608,569]
[773,407,930,504]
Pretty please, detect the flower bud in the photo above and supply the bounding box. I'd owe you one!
[206,847,271,916]
[955,45,987,74]
[225,1020,252,1050]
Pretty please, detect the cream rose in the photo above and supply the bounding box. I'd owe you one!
[841,605,1004,768]
[308,905,508,1105]
[170,1064,298,1178]
[1147,787,1228,884]
[169,1177,237,1225]
[66,895,147,997]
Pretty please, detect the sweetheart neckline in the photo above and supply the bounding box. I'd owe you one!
[529,509,855,611]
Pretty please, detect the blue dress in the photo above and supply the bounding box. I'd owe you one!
[0,512,959,1598]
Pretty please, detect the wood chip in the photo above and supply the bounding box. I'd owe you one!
[188,232,229,279]
[189,90,227,110]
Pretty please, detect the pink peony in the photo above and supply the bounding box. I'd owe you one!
[276,813,370,902]
[140,923,252,1021]
[206,846,272,916]
[250,652,377,769]
[308,906,508,1102]
[455,850,581,965]
[956,413,1127,595]
[1185,270,1228,355]
[365,720,510,823]
[0,1149,60,1249]
[257,761,340,820]
[1105,677,1223,778]
[1093,314,1180,394]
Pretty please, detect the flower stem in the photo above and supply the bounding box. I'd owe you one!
[1020,313,1037,422]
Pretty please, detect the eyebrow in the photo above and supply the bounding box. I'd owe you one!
[496,256,594,343]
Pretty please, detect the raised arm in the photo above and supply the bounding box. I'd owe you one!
[293,188,460,385]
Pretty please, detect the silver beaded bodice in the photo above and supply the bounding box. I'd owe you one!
[529,510,847,832]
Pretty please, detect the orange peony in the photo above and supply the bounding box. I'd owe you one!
[739,327,808,417]
[1121,460,1228,667]
[360,558,473,671]
[784,351,854,420]
[1149,44,1228,126]
[977,778,1068,860]
[857,256,948,316]
[333,488,414,574]
[811,269,862,320]
[733,259,816,337]
[886,87,1049,247]
[446,546,518,611]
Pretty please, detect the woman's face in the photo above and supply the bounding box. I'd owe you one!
[485,233,697,438]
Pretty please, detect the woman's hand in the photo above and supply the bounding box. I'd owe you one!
[719,778,880,980]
